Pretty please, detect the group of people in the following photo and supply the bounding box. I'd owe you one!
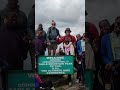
[35,11,120,90]
[35,20,85,87]
[0,0,119,90]
[84,11,120,90]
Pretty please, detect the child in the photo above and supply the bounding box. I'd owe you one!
[63,39,75,55]
[84,33,95,90]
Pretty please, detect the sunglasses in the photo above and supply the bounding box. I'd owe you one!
[52,23,56,26]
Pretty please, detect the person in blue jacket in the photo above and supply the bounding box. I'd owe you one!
[101,16,120,90]
[76,34,83,56]
[76,34,84,85]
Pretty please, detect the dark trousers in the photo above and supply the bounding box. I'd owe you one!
[68,75,71,82]
[112,62,120,90]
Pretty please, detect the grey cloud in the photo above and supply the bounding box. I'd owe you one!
[35,0,85,35]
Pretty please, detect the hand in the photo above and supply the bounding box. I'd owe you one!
[57,36,60,39]
[79,52,82,56]
[47,42,51,45]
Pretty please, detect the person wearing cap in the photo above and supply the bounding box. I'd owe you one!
[56,28,76,85]
[47,20,60,55]
[56,28,76,46]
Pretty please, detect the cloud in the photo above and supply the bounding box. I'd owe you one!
[35,0,85,35]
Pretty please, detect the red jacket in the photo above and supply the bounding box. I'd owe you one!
[56,35,76,45]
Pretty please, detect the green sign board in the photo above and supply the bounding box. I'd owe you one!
[6,70,35,90]
[37,55,74,75]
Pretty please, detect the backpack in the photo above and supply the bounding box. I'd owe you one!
[48,27,60,40]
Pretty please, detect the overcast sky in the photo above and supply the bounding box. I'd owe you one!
[35,0,85,36]
[86,0,120,32]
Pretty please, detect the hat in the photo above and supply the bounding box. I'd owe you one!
[65,28,71,33]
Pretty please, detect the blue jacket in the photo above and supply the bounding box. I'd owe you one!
[101,34,113,64]
[77,40,82,55]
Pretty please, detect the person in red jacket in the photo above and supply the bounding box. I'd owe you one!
[56,28,76,85]
[56,28,76,46]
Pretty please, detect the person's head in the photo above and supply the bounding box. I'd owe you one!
[65,28,71,36]
[99,19,111,35]
[76,34,82,40]
[36,30,43,37]
[38,24,43,30]
[84,33,90,42]
[51,20,56,28]
[8,0,18,9]
[114,16,120,33]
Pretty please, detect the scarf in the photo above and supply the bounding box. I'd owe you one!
[64,42,75,56]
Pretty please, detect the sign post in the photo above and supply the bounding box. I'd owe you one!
[37,55,74,75]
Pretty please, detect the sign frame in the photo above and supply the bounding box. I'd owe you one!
[37,55,74,75]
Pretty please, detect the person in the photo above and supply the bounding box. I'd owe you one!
[0,0,27,89]
[84,32,96,90]
[63,38,75,55]
[35,72,43,90]
[0,0,27,70]
[85,10,100,90]
[76,34,82,56]
[99,19,111,37]
[35,30,46,56]
[47,20,60,55]
[56,28,76,46]
[75,34,84,84]
[101,17,120,90]
[36,24,46,39]
[94,19,112,90]
[56,28,76,85]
